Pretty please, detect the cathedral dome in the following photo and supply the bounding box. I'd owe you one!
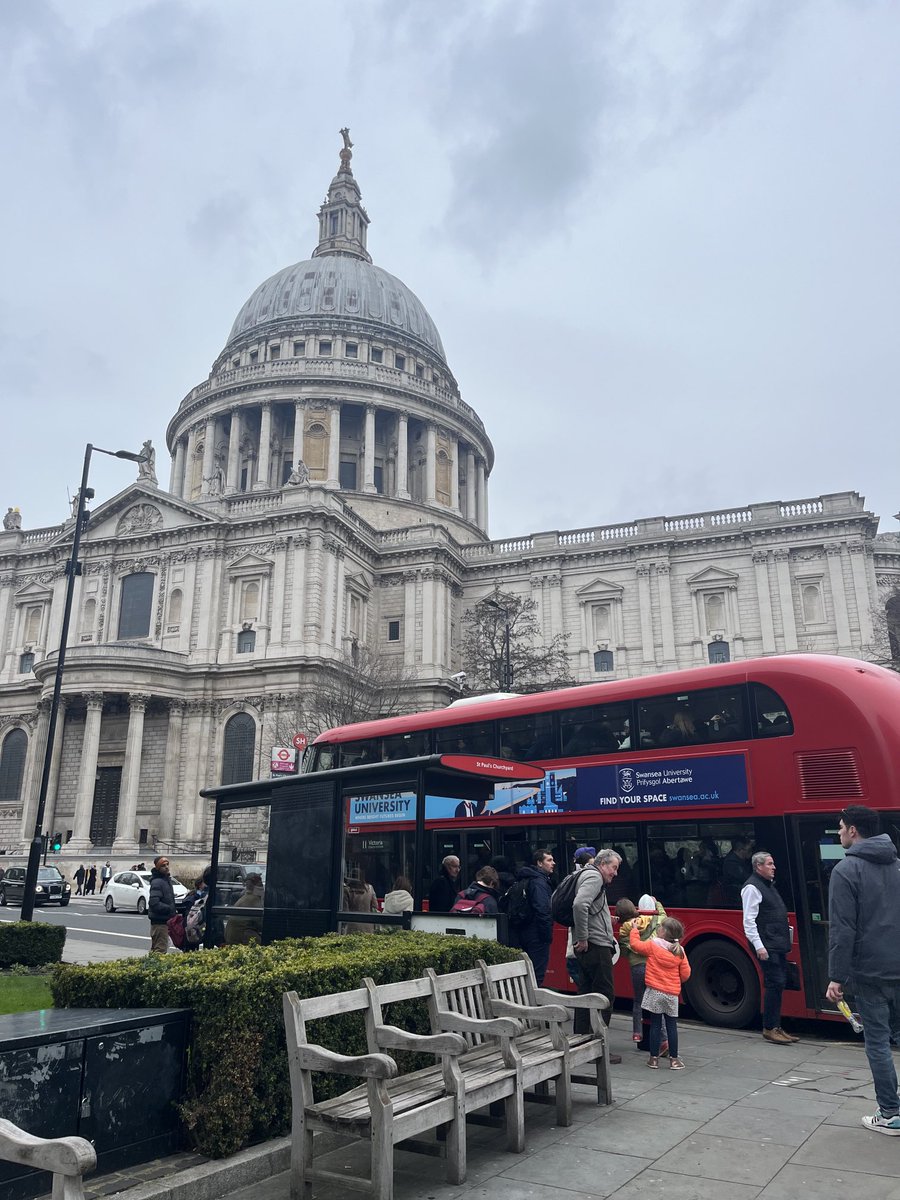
[225,255,446,361]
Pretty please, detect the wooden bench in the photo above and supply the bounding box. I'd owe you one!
[283,977,525,1200]
[478,954,613,1108]
[0,1117,96,1200]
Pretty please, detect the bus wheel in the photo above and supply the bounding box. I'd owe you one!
[684,939,759,1028]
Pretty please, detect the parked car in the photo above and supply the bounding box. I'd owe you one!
[104,870,188,914]
[0,865,71,906]
[215,862,267,906]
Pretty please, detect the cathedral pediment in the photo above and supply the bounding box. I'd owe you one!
[575,576,625,599]
[80,484,219,543]
[13,580,54,602]
[686,565,740,590]
[226,552,275,575]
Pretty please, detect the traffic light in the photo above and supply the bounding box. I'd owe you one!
[52,832,62,853]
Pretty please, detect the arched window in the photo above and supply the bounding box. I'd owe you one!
[0,728,27,804]
[118,572,154,639]
[236,629,256,654]
[708,640,730,664]
[240,580,260,623]
[221,713,256,785]
[802,583,825,624]
[592,606,611,642]
[593,649,614,673]
[81,598,96,638]
[167,589,183,629]
[24,606,42,645]
[704,593,725,633]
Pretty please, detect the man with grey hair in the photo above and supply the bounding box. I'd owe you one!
[741,850,798,1045]
[572,848,622,1060]
[428,855,461,913]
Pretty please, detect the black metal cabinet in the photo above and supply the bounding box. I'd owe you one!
[0,1008,190,1200]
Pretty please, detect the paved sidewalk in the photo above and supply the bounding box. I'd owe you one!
[90,1015,900,1200]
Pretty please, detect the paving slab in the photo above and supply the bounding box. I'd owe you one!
[790,1124,900,1176]
[653,1068,767,1101]
[653,1132,793,1186]
[758,1163,900,1200]
[604,1168,763,1200]
[737,1083,843,1118]
[498,1141,653,1198]
[700,1100,829,1149]
[823,1096,881,1127]
[557,1109,702,1156]
[615,1088,735,1122]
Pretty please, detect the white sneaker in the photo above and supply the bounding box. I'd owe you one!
[862,1109,900,1135]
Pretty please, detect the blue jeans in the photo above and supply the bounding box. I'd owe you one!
[854,978,900,1118]
[649,1012,678,1059]
[630,964,646,1037]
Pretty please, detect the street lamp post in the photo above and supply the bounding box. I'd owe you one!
[485,598,512,691]
[20,443,147,922]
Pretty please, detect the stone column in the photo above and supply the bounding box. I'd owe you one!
[226,407,242,493]
[200,416,217,496]
[826,543,852,651]
[289,533,308,644]
[450,438,460,511]
[752,551,777,654]
[327,403,341,487]
[774,550,798,652]
[656,563,676,666]
[363,406,377,493]
[43,696,67,837]
[727,583,745,658]
[396,414,410,499]
[425,425,437,504]
[171,438,186,496]
[157,699,185,845]
[254,402,272,490]
[112,693,149,853]
[403,571,417,669]
[292,399,305,470]
[184,425,200,499]
[476,458,487,530]
[269,537,288,649]
[421,570,435,667]
[69,693,104,850]
[333,547,346,648]
[637,564,655,664]
[20,699,51,842]
[304,531,324,641]
[846,540,874,648]
[466,449,476,522]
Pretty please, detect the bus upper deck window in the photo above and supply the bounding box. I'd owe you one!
[435,721,495,756]
[560,703,630,757]
[383,731,430,760]
[499,713,555,760]
[339,739,381,767]
[752,684,794,737]
[638,686,749,749]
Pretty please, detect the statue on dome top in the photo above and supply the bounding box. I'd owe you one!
[3,507,21,531]
[138,439,158,485]
[339,127,353,172]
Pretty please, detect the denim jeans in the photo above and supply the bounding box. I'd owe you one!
[630,964,646,1037]
[854,978,900,1118]
[649,1012,678,1059]
[761,951,786,1029]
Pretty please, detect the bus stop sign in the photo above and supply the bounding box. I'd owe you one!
[270,746,298,774]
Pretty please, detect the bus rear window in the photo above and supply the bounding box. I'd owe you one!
[637,686,748,750]
[435,721,495,756]
[752,683,794,737]
[560,703,631,757]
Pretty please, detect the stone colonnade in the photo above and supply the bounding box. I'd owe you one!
[168,400,488,526]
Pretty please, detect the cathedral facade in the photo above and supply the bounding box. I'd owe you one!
[1,138,898,859]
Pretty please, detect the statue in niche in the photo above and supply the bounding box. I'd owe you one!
[287,459,310,486]
[3,507,21,530]
[138,440,158,485]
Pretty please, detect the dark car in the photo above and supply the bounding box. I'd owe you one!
[0,865,71,907]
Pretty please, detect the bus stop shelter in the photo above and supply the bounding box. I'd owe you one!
[200,754,545,944]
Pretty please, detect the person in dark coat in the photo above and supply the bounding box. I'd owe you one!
[148,856,176,954]
[741,851,796,1044]
[511,850,555,985]
[74,864,86,895]
[428,855,461,912]
[84,865,97,895]
[453,866,502,914]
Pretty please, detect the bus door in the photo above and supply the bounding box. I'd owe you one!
[429,829,497,897]
[793,816,847,1011]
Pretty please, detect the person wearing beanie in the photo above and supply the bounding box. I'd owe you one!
[617,893,667,1046]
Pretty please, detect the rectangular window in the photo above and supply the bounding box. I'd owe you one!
[293,340,305,356]
[560,702,631,757]
[269,344,280,360]
[373,464,384,493]
[498,713,556,761]
[593,649,614,673]
[249,349,258,364]
[318,340,332,356]
[415,363,424,379]
[563,826,640,905]
[345,342,358,358]
[395,353,406,371]
[117,573,154,640]
[339,739,380,767]
[387,619,401,642]
[236,629,256,654]
[383,730,430,760]
[637,685,749,750]
[370,346,383,364]
[18,652,35,674]
[435,721,495,756]
[232,357,240,369]
[339,460,357,489]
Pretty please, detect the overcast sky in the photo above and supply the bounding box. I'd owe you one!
[2,0,898,540]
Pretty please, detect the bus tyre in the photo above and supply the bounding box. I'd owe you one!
[684,938,760,1029]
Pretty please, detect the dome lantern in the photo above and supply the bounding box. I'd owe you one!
[312,128,371,264]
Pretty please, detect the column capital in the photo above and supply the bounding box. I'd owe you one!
[36,697,53,716]
[128,692,151,711]
[167,697,187,716]
[752,550,769,564]
[259,399,272,412]
[365,403,377,417]
[774,548,791,562]
[825,542,843,557]
[83,692,104,710]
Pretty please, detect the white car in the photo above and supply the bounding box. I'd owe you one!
[104,869,188,914]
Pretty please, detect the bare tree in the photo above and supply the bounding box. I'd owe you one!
[460,588,574,694]
[862,580,900,671]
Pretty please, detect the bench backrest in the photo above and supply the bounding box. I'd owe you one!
[283,987,372,1106]
[427,965,493,1048]
[479,955,543,1027]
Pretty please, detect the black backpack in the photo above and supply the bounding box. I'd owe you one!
[500,879,533,926]
[551,867,601,927]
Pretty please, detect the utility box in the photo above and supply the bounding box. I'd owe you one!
[0,1007,190,1200]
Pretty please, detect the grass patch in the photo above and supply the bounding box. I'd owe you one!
[0,973,54,1015]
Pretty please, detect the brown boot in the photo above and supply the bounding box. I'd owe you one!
[775,1027,800,1043]
[763,1028,793,1045]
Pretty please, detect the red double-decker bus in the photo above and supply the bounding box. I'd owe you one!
[307,655,900,1027]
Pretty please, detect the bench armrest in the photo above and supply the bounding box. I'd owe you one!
[374,1024,467,1056]
[490,998,569,1024]
[0,1119,96,1177]
[434,1011,523,1037]
[533,987,610,1012]
[294,1042,398,1079]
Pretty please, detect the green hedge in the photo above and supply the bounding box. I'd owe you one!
[0,921,66,968]
[51,932,520,1158]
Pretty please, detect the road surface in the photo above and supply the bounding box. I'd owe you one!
[0,893,150,962]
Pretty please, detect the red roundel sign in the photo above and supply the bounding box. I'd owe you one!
[292,732,309,752]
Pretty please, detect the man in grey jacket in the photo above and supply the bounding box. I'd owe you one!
[572,848,622,1060]
[826,805,900,1136]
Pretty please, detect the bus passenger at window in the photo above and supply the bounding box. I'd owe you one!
[659,712,700,747]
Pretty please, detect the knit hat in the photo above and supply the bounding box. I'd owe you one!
[574,846,597,862]
[638,894,658,912]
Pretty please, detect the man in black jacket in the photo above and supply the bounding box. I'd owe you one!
[427,856,461,912]
[827,806,900,1136]
[148,856,176,954]
[741,851,798,1045]
[511,850,555,985]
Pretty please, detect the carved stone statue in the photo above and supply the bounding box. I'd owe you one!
[206,463,226,496]
[287,459,310,486]
[117,504,163,535]
[3,507,21,531]
[138,440,158,485]
[339,127,353,172]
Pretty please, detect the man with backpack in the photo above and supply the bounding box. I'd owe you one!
[572,847,622,1054]
[451,866,502,915]
[508,850,555,985]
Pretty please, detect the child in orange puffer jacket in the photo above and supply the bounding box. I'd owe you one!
[629,916,691,1070]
